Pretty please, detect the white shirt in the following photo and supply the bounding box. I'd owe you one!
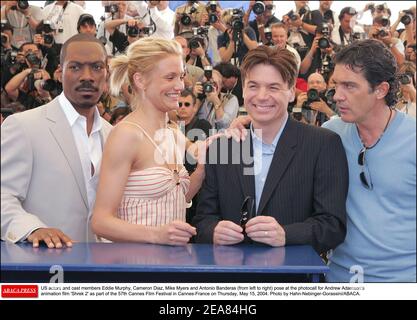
[133,2,175,40]
[286,44,301,72]
[59,93,103,212]
[41,1,85,44]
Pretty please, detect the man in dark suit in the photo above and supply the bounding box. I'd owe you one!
[193,46,348,254]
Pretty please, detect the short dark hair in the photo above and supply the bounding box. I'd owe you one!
[60,33,107,65]
[180,88,196,105]
[334,39,399,107]
[213,62,240,78]
[19,42,40,52]
[240,45,298,88]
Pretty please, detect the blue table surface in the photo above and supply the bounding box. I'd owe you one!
[1,242,329,274]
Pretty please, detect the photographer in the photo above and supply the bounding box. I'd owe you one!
[194,68,239,130]
[77,13,96,36]
[243,0,280,44]
[0,1,42,48]
[1,21,19,88]
[330,7,364,47]
[217,8,258,66]
[105,17,145,54]
[39,1,85,44]
[270,23,301,71]
[175,36,204,89]
[396,61,416,117]
[204,1,227,66]
[174,1,206,39]
[213,62,243,106]
[283,0,322,58]
[369,15,405,65]
[33,20,61,78]
[97,1,131,55]
[131,1,174,40]
[187,27,212,69]
[294,72,336,126]
[4,42,55,109]
[299,23,335,81]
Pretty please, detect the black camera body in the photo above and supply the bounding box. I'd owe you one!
[287,10,298,21]
[43,33,54,45]
[127,25,139,37]
[207,1,218,24]
[189,27,208,49]
[104,4,119,14]
[231,8,245,33]
[323,10,333,23]
[318,23,331,50]
[321,54,334,75]
[25,52,41,67]
[264,27,273,45]
[181,3,199,26]
[1,34,7,45]
[42,20,54,33]
[197,66,215,100]
[380,15,390,27]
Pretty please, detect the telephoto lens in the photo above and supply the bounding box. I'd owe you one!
[17,1,29,10]
[307,88,320,102]
[399,74,411,85]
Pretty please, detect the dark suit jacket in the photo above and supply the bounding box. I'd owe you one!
[193,118,348,254]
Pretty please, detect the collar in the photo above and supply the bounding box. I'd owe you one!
[250,112,288,148]
[58,92,102,133]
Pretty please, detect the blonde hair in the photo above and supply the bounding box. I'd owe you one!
[109,37,183,97]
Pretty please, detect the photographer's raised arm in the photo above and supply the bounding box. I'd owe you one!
[242,31,258,50]
[5,68,32,101]
[219,29,235,63]
[105,18,129,35]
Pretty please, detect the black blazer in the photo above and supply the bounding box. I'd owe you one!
[193,118,349,254]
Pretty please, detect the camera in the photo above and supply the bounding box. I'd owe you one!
[104,4,119,14]
[264,27,273,46]
[401,10,414,26]
[43,33,54,45]
[207,1,218,24]
[287,10,298,21]
[35,78,57,92]
[189,27,207,49]
[42,20,54,33]
[11,1,29,11]
[317,23,331,49]
[253,1,265,16]
[181,3,199,26]
[323,10,333,23]
[230,8,245,33]
[375,29,388,38]
[380,15,390,27]
[399,74,412,85]
[127,25,139,37]
[321,54,334,75]
[25,52,41,67]
[197,66,215,100]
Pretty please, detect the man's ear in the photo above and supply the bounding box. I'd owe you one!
[289,85,296,103]
[375,82,390,100]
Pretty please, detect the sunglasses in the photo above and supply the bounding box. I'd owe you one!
[178,102,192,107]
[358,147,373,190]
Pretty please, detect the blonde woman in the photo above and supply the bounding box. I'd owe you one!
[92,38,206,245]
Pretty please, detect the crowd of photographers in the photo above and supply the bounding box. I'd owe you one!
[1,0,416,125]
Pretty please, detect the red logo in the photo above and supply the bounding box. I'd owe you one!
[1,285,38,298]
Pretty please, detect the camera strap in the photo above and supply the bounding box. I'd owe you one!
[338,26,350,46]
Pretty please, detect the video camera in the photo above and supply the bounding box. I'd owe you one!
[180,3,199,26]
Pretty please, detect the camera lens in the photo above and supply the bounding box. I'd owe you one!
[253,2,265,15]
[43,34,53,45]
[181,14,192,26]
[26,53,41,67]
[41,79,56,91]
[318,37,330,49]
[203,82,214,93]
[401,15,412,26]
[189,37,200,49]
[307,89,320,101]
[299,7,307,16]
[399,74,411,85]
[127,25,139,37]
[17,1,29,10]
